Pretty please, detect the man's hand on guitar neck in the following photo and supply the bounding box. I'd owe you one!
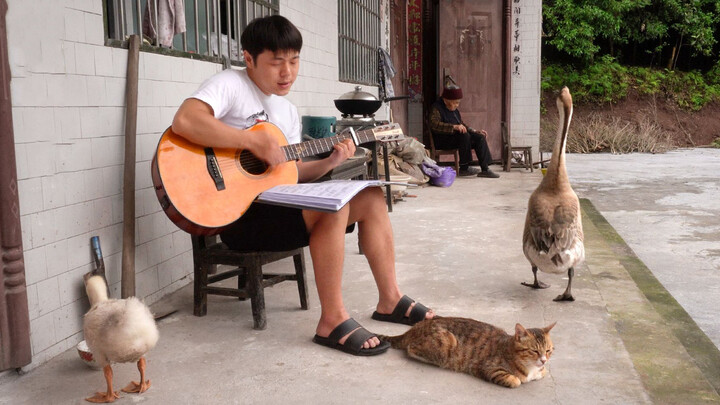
[296,139,356,183]
[327,139,356,169]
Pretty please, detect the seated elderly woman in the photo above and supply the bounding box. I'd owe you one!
[428,84,499,178]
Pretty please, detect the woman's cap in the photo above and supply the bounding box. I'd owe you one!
[442,84,463,100]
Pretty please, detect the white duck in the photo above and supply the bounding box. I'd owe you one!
[522,87,584,301]
[83,272,159,403]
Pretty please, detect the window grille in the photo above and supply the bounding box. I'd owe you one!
[338,0,380,85]
[104,0,279,65]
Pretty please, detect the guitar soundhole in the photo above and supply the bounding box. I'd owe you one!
[237,150,268,175]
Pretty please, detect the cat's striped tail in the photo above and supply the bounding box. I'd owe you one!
[376,333,407,349]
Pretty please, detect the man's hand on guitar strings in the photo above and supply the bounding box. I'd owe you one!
[249,129,286,166]
[327,139,356,168]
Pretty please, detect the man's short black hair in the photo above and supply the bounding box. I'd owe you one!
[241,15,303,62]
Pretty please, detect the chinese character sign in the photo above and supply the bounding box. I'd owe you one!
[513,0,521,76]
[408,1,422,101]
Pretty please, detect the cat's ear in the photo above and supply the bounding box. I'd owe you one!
[515,323,530,340]
[543,321,557,333]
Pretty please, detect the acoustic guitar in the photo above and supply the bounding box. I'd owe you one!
[151,121,404,235]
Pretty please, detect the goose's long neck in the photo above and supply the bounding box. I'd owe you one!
[85,275,109,307]
[545,88,573,189]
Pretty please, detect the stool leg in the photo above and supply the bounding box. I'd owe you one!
[525,150,530,171]
[293,251,309,310]
[528,150,534,172]
[247,259,267,330]
[237,267,247,301]
[194,262,208,317]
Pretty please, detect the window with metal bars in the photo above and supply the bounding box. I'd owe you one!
[338,0,380,85]
[104,0,279,65]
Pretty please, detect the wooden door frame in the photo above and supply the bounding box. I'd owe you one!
[0,0,31,372]
[421,0,512,169]
[388,0,409,136]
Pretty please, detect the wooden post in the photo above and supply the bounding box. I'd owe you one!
[122,35,140,299]
[0,0,31,371]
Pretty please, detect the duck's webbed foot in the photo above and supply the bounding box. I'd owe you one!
[553,292,574,302]
[521,266,550,289]
[122,357,151,394]
[553,267,575,302]
[86,364,120,403]
[85,391,120,403]
[522,280,550,289]
[122,380,151,394]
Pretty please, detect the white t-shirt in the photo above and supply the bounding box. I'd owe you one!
[190,69,301,145]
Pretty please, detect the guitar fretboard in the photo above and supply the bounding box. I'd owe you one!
[281,127,392,161]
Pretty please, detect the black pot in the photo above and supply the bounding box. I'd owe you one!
[334,99,382,115]
[334,86,382,116]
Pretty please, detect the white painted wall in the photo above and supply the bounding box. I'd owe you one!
[7,0,390,371]
[510,0,542,160]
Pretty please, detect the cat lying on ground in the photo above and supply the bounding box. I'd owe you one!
[379,316,556,388]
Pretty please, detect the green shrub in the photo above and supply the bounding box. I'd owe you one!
[541,56,629,104]
[630,67,665,95]
[542,61,720,110]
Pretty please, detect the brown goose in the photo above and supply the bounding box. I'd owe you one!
[521,87,584,301]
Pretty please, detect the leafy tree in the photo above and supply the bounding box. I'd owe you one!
[663,0,719,69]
[542,0,720,70]
[543,0,645,64]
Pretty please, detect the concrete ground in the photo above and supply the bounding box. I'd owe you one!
[2,152,719,404]
[567,148,720,351]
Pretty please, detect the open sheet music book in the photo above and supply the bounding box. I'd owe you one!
[257,180,409,212]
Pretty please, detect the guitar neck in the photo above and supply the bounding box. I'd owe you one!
[281,127,385,161]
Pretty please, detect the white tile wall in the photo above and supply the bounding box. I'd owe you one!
[510,0,542,160]
[36,277,61,317]
[17,177,43,215]
[16,107,57,142]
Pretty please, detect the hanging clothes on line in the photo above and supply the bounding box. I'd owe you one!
[143,0,186,47]
[377,47,396,100]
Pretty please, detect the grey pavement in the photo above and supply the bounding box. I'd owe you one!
[567,148,720,351]
[2,153,719,404]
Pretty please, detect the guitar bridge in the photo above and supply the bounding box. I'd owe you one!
[204,148,225,191]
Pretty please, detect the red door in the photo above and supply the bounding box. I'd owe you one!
[438,0,503,160]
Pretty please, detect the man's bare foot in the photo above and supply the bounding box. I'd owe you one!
[373,295,434,325]
[316,316,380,349]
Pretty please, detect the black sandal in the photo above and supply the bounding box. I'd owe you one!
[312,318,390,356]
[371,295,431,325]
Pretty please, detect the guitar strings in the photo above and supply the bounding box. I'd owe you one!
[210,134,360,172]
[206,129,398,173]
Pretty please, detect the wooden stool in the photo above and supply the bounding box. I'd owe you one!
[502,123,534,172]
[511,146,534,172]
[191,235,309,330]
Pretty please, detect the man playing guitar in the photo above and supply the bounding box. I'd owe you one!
[170,15,433,356]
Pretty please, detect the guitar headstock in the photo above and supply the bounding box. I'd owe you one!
[369,123,404,143]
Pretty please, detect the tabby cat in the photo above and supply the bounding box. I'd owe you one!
[379,317,556,388]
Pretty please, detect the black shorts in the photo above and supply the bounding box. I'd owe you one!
[220,202,355,252]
